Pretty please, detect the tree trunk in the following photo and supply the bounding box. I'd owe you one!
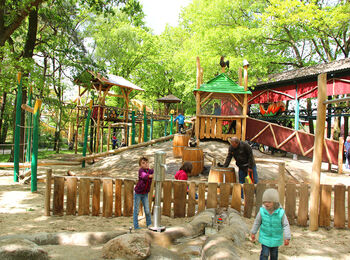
[0,91,7,142]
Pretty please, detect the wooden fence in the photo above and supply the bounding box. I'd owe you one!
[45,171,349,229]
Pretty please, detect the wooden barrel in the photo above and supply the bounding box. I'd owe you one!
[182,147,204,176]
[173,134,190,158]
[208,167,236,184]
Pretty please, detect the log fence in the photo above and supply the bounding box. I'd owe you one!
[45,171,349,229]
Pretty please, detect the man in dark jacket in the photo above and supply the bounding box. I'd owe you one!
[219,137,259,184]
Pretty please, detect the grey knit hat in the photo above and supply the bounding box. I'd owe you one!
[262,188,279,203]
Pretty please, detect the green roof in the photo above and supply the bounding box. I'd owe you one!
[194,73,252,94]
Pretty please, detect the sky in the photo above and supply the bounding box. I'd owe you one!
[139,0,192,35]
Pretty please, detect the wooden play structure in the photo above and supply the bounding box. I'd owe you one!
[194,57,251,141]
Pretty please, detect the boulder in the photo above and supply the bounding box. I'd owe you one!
[0,238,49,260]
[147,245,184,260]
[102,233,150,259]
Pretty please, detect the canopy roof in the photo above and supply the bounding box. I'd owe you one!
[194,73,252,94]
[156,94,182,103]
[75,70,144,92]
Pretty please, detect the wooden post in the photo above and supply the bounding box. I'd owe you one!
[107,123,111,150]
[278,162,285,207]
[14,72,22,182]
[309,73,327,231]
[338,137,344,174]
[74,106,80,154]
[238,68,242,86]
[44,169,52,216]
[195,57,201,142]
[242,62,248,141]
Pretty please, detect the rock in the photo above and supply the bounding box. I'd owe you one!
[201,236,240,260]
[0,238,49,260]
[102,233,150,259]
[147,245,184,260]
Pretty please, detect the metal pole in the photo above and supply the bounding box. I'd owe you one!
[170,114,173,135]
[149,151,166,232]
[31,99,42,192]
[14,72,22,182]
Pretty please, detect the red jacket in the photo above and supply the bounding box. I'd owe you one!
[175,170,188,180]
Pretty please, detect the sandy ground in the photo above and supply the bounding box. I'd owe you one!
[1,140,350,259]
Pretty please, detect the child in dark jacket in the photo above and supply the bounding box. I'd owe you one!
[251,188,291,260]
[175,162,192,180]
[133,156,153,230]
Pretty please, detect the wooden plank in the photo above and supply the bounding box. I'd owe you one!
[91,179,101,216]
[198,183,206,213]
[115,179,122,217]
[173,181,187,217]
[53,176,65,216]
[187,182,196,217]
[78,178,90,216]
[103,179,113,218]
[205,118,211,138]
[219,183,230,208]
[207,183,218,209]
[123,179,134,217]
[348,186,350,229]
[243,184,254,218]
[319,184,332,227]
[210,118,216,138]
[255,183,266,216]
[334,185,346,228]
[297,184,309,226]
[231,183,241,212]
[236,119,242,139]
[200,117,205,139]
[217,119,223,139]
[285,183,296,225]
[66,177,77,216]
[162,181,172,217]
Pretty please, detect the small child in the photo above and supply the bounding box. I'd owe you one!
[175,162,192,180]
[251,188,291,260]
[133,156,153,230]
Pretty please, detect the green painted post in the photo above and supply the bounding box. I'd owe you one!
[150,117,153,140]
[31,100,42,192]
[132,111,136,145]
[25,86,33,167]
[14,72,22,182]
[143,107,147,142]
[82,101,93,168]
[170,114,173,135]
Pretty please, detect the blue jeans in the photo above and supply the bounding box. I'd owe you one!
[238,165,259,184]
[133,193,152,229]
[260,244,278,260]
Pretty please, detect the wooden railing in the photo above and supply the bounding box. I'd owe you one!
[45,170,349,229]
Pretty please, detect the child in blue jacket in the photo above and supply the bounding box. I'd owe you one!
[174,113,185,133]
[251,188,291,260]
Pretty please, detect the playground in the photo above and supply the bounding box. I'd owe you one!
[1,140,350,259]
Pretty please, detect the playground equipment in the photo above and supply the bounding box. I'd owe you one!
[13,72,42,192]
[172,133,190,158]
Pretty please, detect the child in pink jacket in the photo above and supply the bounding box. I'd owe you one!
[175,162,192,180]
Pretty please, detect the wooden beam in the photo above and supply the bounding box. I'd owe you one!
[200,92,213,105]
[309,73,327,231]
[21,104,34,113]
[338,137,344,174]
[323,97,350,105]
[230,93,243,107]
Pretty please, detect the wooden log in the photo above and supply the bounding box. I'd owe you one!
[219,183,230,208]
[243,184,254,218]
[92,179,101,216]
[207,183,218,209]
[297,184,309,226]
[78,178,91,216]
[66,177,78,216]
[187,182,196,217]
[173,181,187,217]
[115,179,122,217]
[255,183,266,216]
[198,183,206,213]
[310,73,327,231]
[319,184,332,227]
[53,176,65,216]
[231,183,241,212]
[338,137,344,174]
[103,179,113,218]
[123,179,134,217]
[278,162,285,207]
[334,184,346,228]
[44,169,52,216]
[162,181,172,217]
[285,184,296,225]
